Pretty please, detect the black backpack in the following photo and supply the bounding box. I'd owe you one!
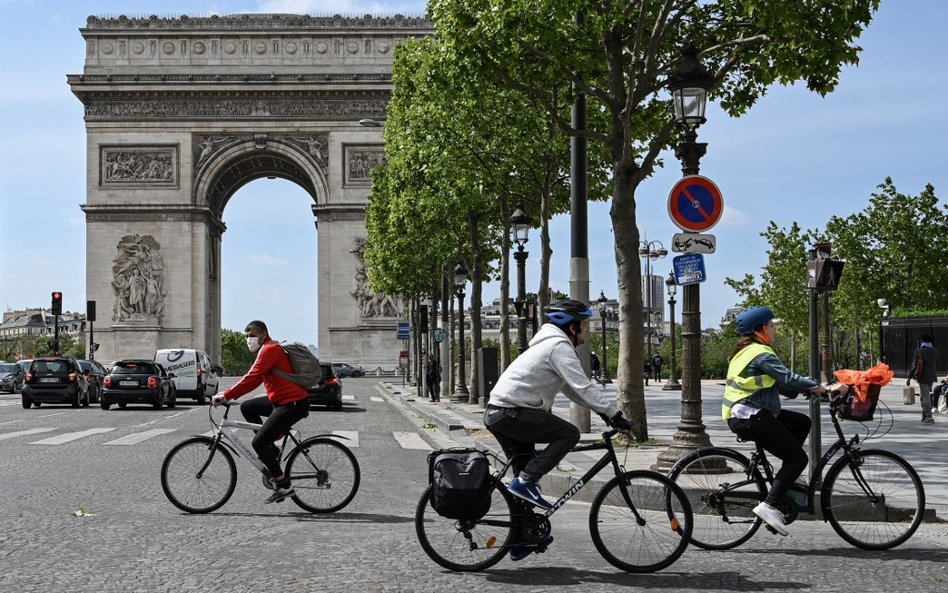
[428,448,491,520]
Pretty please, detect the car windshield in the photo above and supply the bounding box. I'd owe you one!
[32,360,70,374]
[78,361,92,372]
[0,363,14,372]
[112,362,158,375]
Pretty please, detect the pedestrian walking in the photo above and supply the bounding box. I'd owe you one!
[426,355,441,402]
[651,353,664,382]
[643,359,651,386]
[907,334,938,423]
[590,352,600,380]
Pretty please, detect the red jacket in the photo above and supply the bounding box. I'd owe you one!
[223,338,308,405]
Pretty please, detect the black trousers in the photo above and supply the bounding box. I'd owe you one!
[240,396,309,480]
[728,408,811,506]
[483,405,580,483]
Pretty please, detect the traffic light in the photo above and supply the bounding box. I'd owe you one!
[51,291,63,315]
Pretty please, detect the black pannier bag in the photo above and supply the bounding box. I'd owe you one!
[427,448,491,520]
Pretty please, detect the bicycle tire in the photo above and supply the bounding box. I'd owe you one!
[160,436,237,514]
[415,475,517,572]
[285,437,360,513]
[666,447,766,550]
[822,449,925,550]
[589,470,693,573]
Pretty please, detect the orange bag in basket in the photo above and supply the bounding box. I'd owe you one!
[834,362,895,402]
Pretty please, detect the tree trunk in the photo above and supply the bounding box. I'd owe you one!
[468,210,484,405]
[610,166,648,442]
[499,208,512,370]
[539,186,552,311]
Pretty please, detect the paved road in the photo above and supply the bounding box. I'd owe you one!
[0,378,944,593]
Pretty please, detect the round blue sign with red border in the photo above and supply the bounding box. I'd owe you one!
[667,175,724,232]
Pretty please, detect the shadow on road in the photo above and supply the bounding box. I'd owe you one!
[202,510,415,524]
[480,567,808,590]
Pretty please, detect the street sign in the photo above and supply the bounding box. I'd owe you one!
[673,253,707,286]
[398,350,409,369]
[671,232,716,254]
[397,321,410,340]
[433,328,445,343]
[667,175,724,232]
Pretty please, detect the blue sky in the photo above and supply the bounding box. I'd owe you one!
[1,0,946,346]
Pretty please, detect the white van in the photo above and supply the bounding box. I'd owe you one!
[154,349,221,405]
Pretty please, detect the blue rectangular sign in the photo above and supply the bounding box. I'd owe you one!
[397,321,411,339]
[673,253,707,286]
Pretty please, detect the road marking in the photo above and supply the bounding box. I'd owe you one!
[342,395,355,402]
[0,427,57,441]
[0,401,23,407]
[0,411,68,426]
[135,410,190,427]
[30,427,116,445]
[370,397,383,402]
[393,431,432,451]
[332,430,359,448]
[102,428,177,446]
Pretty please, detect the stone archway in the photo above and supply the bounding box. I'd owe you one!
[69,13,433,366]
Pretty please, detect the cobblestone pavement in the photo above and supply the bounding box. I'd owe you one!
[0,379,944,593]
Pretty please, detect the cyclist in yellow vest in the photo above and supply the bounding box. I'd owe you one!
[724,306,847,536]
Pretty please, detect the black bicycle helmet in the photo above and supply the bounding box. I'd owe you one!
[544,299,594,327]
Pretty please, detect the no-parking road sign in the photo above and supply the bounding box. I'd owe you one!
[668,175,724,232]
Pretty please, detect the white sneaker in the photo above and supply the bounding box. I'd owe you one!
[753,502,789,536]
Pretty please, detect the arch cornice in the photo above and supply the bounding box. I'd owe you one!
[193,134,329,219]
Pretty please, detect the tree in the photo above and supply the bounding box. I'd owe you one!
[220,328,256,375]
[431,0,880,440]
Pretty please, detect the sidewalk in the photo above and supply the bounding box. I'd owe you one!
[377,380,946,521]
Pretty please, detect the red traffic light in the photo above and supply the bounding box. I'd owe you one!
[51,291,63,315]
[52,292,62,299]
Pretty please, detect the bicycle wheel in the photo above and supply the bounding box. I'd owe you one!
[160,436,237,514]
[666,447,766,550]
[415,476,517,572]
[285,437,360,513]
[589,470,693,573]
[822,449,925,550]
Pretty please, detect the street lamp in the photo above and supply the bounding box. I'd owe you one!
[654,46,715,471]
[877,298,890,363]
[663,272,681,391]
[510,204,531,354]
[638,240,667,366]
[454,260,469,400]
[597,291,611,383]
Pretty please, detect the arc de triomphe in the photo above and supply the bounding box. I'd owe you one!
[68,14,432,366]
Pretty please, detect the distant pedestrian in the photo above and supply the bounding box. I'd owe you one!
[590,352,601,379]
[932,376,948,413]
[651,353,664,382]
[906,333,937,424]
[426,355,441,402]
[643,359,651,386]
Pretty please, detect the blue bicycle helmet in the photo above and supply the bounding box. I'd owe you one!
[735,306,775,335]
[544,300,594,327]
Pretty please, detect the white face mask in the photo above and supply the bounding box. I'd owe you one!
[246,336,262,353]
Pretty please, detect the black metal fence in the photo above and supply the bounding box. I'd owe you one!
[881,316,948,378]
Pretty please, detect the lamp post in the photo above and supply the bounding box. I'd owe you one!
[877,298,890,363]
[663,272,681,391]
[454,260,469,400]
[638,240,667,366]
[654,46,715,471]
[511,204,531,354]
[597,291,611,383]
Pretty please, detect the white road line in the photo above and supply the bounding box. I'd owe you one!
[342,395,356,402]
[0,411,68,426]
[332,430,359,448]
[30,428,116,445]
[0,401,22,407]
[0,427,57,441]
[370,397,383,402]
[393,431,432,451]
[102,428,177,446]
[135,410,190,428]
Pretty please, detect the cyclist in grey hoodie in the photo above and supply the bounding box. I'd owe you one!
[485,300,632,511]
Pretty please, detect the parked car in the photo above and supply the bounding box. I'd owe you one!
[21,357,90,408]
[0,362,26,393]
[307,363,342,410]
[332,362,365,378]
[101,359,176,410]
[77,359,108,403]
[153,349,222,405]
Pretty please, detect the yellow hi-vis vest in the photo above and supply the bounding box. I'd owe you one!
[722,343,777,421]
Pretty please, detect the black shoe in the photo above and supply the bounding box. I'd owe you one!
[265,484,295,504]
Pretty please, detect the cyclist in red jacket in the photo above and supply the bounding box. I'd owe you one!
[211,320,309,503]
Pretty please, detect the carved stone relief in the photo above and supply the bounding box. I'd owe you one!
[112,234,166,322]
[86,98,388,121]
[344,145,385,185]
[100,145,178,187]
[350,237,400,319]
[192,133,329,174]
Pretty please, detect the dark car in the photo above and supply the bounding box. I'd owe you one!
[332,362,366,378]
[307,363,342,410]
[0,361,26,393]
[101,359,176,410]
[77,360,108,403]
[21,357,90,408]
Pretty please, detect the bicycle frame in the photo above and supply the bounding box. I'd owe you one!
[200,402,302,477]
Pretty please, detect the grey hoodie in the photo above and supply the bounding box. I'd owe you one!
[487,323,619,419]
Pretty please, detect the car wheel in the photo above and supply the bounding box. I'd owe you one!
[153,391,163,410]
[167,389,176,409]
[331,402,343,411]
[72,392,81,408]
[9,385,15,394]
[118,401,127,409]
[81,390,90,407]
[21,398,30,409]
[196,392,206,406]
[353,371,363,378]
[100,400,110,410]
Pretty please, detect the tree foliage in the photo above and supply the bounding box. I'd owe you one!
[220,328,256,375]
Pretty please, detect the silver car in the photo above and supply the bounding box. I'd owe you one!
[0,362,26,393]
[331,362,365,378]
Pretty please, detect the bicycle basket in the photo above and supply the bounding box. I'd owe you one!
[839,383,881,421]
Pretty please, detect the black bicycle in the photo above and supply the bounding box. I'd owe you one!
[667,389,925,550]
[415,429,693,573]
